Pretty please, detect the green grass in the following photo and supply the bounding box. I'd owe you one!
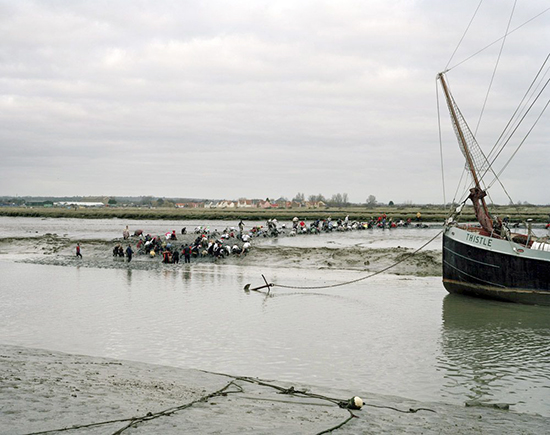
[1,205,549,222]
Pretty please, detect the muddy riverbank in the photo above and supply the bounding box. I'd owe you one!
[0,230,442,277]
[3,344,549,435]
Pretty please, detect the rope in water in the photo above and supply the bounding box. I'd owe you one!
[271,230,443,290]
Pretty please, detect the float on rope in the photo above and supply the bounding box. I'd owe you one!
[340,396,364,410]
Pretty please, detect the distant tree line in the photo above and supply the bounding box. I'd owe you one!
[292,192,350,207]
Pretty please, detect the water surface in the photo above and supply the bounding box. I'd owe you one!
[1,217,549,416]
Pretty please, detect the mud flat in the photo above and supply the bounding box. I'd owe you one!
[2,344,548,435]
[0,232,442,277]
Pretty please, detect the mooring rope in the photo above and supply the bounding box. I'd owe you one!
[20,372,437,435]
[21,380,243,435]
[271,230,443,291]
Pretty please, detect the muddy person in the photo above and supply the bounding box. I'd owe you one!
[183,245,191,263]
[75,243,82,259]
[172,249,180,264]
[126,245,134,262]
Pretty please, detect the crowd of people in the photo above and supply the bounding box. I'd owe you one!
[284,214,427,235]
[112,223,252,264]
[106,214,427,264]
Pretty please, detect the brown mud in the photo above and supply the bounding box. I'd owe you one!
[0,233,442,276]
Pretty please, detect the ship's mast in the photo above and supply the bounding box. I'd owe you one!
[438,72,494,234]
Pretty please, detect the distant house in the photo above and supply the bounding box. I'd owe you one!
[237,199,255,208]
[217,200,236,209]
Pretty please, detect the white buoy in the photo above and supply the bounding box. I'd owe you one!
[350,396,363,409]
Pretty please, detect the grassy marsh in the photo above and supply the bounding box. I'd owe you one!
[1,205,549,223]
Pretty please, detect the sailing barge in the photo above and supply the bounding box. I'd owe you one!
[438,72,550,306]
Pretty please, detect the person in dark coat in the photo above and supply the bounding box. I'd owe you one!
[172,249,180,264]
[126,245,134,262]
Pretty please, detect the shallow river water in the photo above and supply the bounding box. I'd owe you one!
[1,217,549,417]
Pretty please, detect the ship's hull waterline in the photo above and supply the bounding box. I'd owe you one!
[442,225,550,306]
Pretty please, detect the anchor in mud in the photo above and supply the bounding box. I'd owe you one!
[244,274,274,295]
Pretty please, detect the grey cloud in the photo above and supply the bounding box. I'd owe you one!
[1,0,549,203]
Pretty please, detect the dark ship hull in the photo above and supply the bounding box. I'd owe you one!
[442,225,550,306]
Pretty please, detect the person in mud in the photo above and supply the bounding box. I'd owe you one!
[126,245,134,262]
[267,219,279,237]
[212,242,219,257]
[76,243,82,259]
[123,226,130,240]
[113,244,122,257]
[172,248,180,264]
[181,227,187,235]
[162,248,171,264]
[208,241,215,256]
[171,230,177,240]
[183,245,191,263]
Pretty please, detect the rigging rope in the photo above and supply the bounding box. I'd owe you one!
[474,0,517,136]
[444,0,483,71]
[488,97,550,190]
[485,53,550,167]
[272,230,443,290]
[446,6,550,72]
[484,75,550,189]
[436,80,447,207]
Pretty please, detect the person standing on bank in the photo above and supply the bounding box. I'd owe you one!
[126,245,134,262]
[76,243,82,259]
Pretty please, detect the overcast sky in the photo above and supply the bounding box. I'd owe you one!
[1,0,549,204]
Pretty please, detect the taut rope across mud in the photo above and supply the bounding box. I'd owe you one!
[245,230,443,292]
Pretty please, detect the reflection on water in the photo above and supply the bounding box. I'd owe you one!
[1,251,550,417]
[439,294,550,414]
